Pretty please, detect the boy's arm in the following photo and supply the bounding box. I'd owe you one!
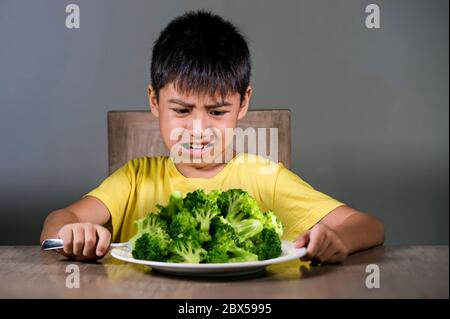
[40,196,112,260]
[295,205,385,264]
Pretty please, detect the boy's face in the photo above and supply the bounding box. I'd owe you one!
[147,82,252,168]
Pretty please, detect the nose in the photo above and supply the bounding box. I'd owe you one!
[185,111,211,139]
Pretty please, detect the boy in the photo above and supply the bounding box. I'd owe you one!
[40,11,384,264]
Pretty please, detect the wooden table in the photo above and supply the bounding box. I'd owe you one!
[0,246,447,298]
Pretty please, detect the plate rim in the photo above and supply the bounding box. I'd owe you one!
[110,240,306,269]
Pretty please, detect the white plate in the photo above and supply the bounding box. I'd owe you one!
[111,240,306,277]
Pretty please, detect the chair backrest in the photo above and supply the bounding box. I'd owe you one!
[107,110,291,174]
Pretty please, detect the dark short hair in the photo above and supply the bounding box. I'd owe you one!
[150,10,251,101]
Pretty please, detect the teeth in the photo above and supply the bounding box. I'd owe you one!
[181,143,212,150]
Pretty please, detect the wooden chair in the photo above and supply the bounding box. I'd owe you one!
[107,110,291,174]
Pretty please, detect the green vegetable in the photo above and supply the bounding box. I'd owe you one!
[168,240,207,264]
[131,230,171,261]
[252,228,282,260]
[206,218,258,263]
[130,214,171,261]
[130,188,284,263]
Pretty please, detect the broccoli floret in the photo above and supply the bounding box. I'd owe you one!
[207,189,223,202]
[130,213,168,244]
[262,210,284,237]
[170,207,215,244]
[215,190,265,241]
[210,216,233,236]
[206,219,258,263]
[251,228,282,260]
[183,189,210,211]
[210,217,237,240]
[193,205,220,232]
[172,189,222,243]
[217,189,261,224]
[230,219,263,242]
[130,212,172,261]
[131,229,171,261]
[168,240,207,264]
[185,189,221,233]
[157,191,184,223]
[169,208,198,239]
[134,213,168,233]
[240,239,258,255]
[207,243,258,263]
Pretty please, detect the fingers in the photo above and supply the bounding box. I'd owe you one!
[323,236,349,264]
[58,225,74,256]
[315,233,330,258]
[298,224,349,264]
[95,225,111,257]
[301,225,325,261]
[83,224,97,258]
[54,223,111,261]
[294,231,310,248]
[72,224,85,256]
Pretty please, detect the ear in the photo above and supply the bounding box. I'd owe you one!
[147,85,159,117]
[237,86,253,120]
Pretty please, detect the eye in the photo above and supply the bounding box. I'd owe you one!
[171,108,191,115]
[209,110,227,116]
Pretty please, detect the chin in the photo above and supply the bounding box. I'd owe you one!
[185,155,222,168]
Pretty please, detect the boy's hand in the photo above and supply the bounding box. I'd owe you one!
[294,223,349,264]
[56,223,111,261]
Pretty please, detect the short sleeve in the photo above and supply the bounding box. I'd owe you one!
[273,166,345,241]
[82,162,133,240]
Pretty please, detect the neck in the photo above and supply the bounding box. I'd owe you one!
[175,161,226,179]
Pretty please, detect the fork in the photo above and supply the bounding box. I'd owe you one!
[40,238,130,250]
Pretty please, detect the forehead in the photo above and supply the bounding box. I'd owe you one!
[160,82,239,105]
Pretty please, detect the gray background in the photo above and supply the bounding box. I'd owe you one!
[0,0,448,245]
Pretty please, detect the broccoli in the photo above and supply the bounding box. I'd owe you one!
[135,212,168,233]
[131,229,171,261]
[130,212,172,261]
[207,242,258,263]
[130,213,167,244]
[129,188,283,264]
[168,240,207,263]
[206,219,258,263]
[230,219,263,242]
[240,239,258,255]
[193,205,220,233]
[262,210,284,237]
[183,189,210,211]
[217,189,266,224]
[157,191,184,223]
[217,189,257,222]
[169,208,198,238]
[185,189,222,242]
[207,189,223,202]
[213,189,265,241]
[251,228,282,260]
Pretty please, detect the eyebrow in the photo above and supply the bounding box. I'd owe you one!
[168,99,232,108]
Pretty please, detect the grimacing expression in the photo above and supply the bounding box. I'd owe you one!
[148,83,252,167]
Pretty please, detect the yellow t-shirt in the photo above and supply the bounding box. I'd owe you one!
[83,153,345,242]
